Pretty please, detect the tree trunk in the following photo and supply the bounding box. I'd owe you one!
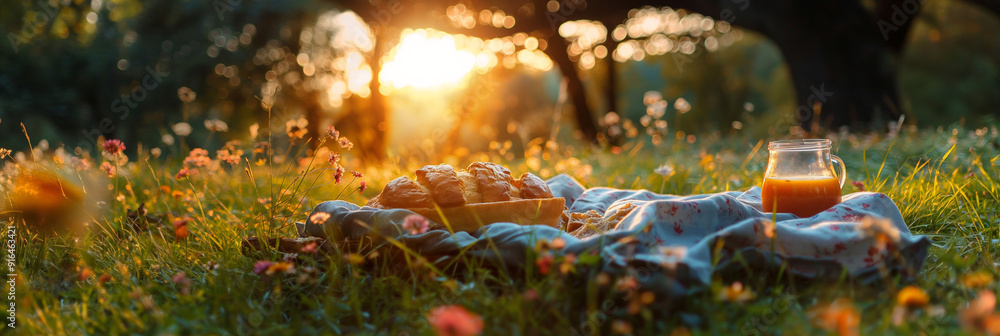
[544,36,599,142]
[767,2,901,130]
[364,27,389,162]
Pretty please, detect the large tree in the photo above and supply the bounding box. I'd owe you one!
[336,0,999,139]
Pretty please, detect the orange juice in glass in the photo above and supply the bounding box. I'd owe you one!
[761,139,846,218]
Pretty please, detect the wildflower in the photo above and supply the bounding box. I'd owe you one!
[961,272,995,289]
[808,298,860,336]
[559,254,577,275]
[535,253,554,275]
[101,162,116,177]
[172,122,193,136]
[699,154,715,171]
[175,168,193,179]
[177,86,197,103]
[204,261,220,271]
[173,219,189,241]
[102,139,125,154]
[402,214,429,235]
[337,137,354,150]
[172,272,191,295]
[150,148,162,158]
[896,286,929,308]
[358,181,367,192]
[333,166,345,184]
[426,305,483,336]
[98,273,112,285]
[285,117,309,139]
[204,119,229,132]
[655,163,675,176]
[959,290,1000,335]
[183,148,211,167]
[0,148,10,159]
[249,123,260,139]
[850,180,865,191]
[549,237,566,250]
[252,261,273,275]
[717,281,755,303]
[351,171,363,178]
[266,262,295,275]
[216,149,243,165]
[328,152,341,167]
[161,134,175,145]
[79,267,94,281]
[309,212,331,225]
[966,171,976,179]
[171,190,184,199]
[301,242,318,254]
[326,126,340,140]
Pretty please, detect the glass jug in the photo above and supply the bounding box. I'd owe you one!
[761,139,846,218]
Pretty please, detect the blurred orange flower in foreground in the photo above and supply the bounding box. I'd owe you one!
[3,166,89,234]
[896,286,929,308]
[959,291,1000,335]
[961,272,995,289]
[808,298,860,336]
[426,305,483,336]
[717,281,755,303]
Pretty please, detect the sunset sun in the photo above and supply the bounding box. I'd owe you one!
[379,30,477,89]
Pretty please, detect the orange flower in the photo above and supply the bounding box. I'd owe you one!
[4,166,87,234]
[959,291,1000,335]
[808,299,860,336]
[79,268,94,281]
[961,272,995,289]
[173,219,189,241]
[266,261,296,275]
[426,305,483,336]
[98,273,112,285]
[535,253,554,275]
[896,286,929,308]
[559,254,577,275]
[717,281,755,303]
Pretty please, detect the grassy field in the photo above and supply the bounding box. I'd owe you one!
[4,123,1000,335]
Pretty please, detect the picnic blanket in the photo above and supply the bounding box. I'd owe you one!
[298,174,930,290]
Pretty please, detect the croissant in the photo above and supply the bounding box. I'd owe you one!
[366,162,565,231]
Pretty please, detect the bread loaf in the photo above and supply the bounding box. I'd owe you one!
[366,162,564,232]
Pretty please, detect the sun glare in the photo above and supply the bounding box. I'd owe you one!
[380,30,476,89]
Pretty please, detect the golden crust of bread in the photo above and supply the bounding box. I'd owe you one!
[368,176,433,209]
[415,164,467,207]
[366,162,562,231]
[467,162,517,202]
[516,172,553,199]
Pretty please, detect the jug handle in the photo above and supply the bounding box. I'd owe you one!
[832,155,846,188]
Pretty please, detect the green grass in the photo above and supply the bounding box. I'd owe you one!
[4,124,1000,335]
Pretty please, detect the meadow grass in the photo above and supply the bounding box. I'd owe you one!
[4,124,1000,335]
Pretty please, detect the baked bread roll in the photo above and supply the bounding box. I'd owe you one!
[367,162,564,232]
